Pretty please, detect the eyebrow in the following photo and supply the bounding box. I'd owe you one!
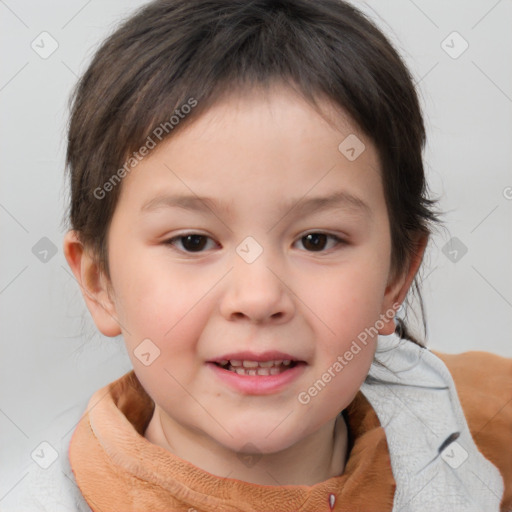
[141,190,372,218]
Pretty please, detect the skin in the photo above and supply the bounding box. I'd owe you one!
[64,83,426,486]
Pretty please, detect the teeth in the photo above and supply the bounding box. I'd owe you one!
[230,366,286,376]
[225,364,295,376]
[215,358,299,375]
[224,359,291,368]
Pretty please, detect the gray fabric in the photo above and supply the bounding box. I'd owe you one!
[2,401,91,512]
[361,333,505,511]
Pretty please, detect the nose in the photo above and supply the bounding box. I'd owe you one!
[219,248,295,325]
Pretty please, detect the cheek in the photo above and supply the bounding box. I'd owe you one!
[305,258,389,336]
[118,284,210,412]
[299,256,389,399]
[109,256,210,358]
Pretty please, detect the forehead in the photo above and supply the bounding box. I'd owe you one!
[114,84,385,222]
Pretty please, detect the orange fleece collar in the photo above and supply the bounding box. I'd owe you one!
[69,370,395,512]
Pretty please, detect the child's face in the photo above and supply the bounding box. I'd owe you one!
[85,85,407,454]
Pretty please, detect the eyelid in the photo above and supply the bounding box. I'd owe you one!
[299,230,348,242]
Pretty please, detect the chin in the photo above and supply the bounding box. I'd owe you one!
[214,422,308,455]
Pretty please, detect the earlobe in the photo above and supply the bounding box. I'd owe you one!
[378,234,429,335]
[63,231,122,338]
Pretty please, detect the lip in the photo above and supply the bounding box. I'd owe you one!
[206,361,307,395]
[208,350,303,363]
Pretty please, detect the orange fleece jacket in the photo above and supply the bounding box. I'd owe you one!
[69,350,512,511]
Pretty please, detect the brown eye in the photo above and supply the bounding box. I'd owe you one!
[302,233,327,251]
[298,233,345,252]
[180,235,208,251]
[165,234,216,253]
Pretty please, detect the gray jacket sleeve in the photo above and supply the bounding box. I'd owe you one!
[2,401,92,512]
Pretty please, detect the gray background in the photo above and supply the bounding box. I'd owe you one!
[1,0,511,504]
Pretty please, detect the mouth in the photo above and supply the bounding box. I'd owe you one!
[212,359,301,376]
[206,351,307,394]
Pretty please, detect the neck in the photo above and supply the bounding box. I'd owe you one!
[144,407,348,486]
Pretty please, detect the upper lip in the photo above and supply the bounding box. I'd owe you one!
[208,350,305,363]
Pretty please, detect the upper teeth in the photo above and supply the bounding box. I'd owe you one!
[219,359,292,367]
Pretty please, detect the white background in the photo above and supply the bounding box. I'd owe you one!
[1,0,511,504]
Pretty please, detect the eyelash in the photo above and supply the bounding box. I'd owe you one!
[163,232,347,255]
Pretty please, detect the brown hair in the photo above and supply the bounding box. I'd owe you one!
[65,0,440,345]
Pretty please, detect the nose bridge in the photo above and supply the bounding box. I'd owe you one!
[220,237,293,323]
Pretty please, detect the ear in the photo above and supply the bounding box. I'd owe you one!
[378,234,429,335]
[63,230,122,337]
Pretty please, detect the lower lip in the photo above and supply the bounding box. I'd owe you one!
[206,362,306,395]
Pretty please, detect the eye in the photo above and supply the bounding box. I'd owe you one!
[295,232,346,252]
[164,232,346,254]
[164,233,217,253]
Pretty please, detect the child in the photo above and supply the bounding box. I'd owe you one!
[27,0,512,510]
